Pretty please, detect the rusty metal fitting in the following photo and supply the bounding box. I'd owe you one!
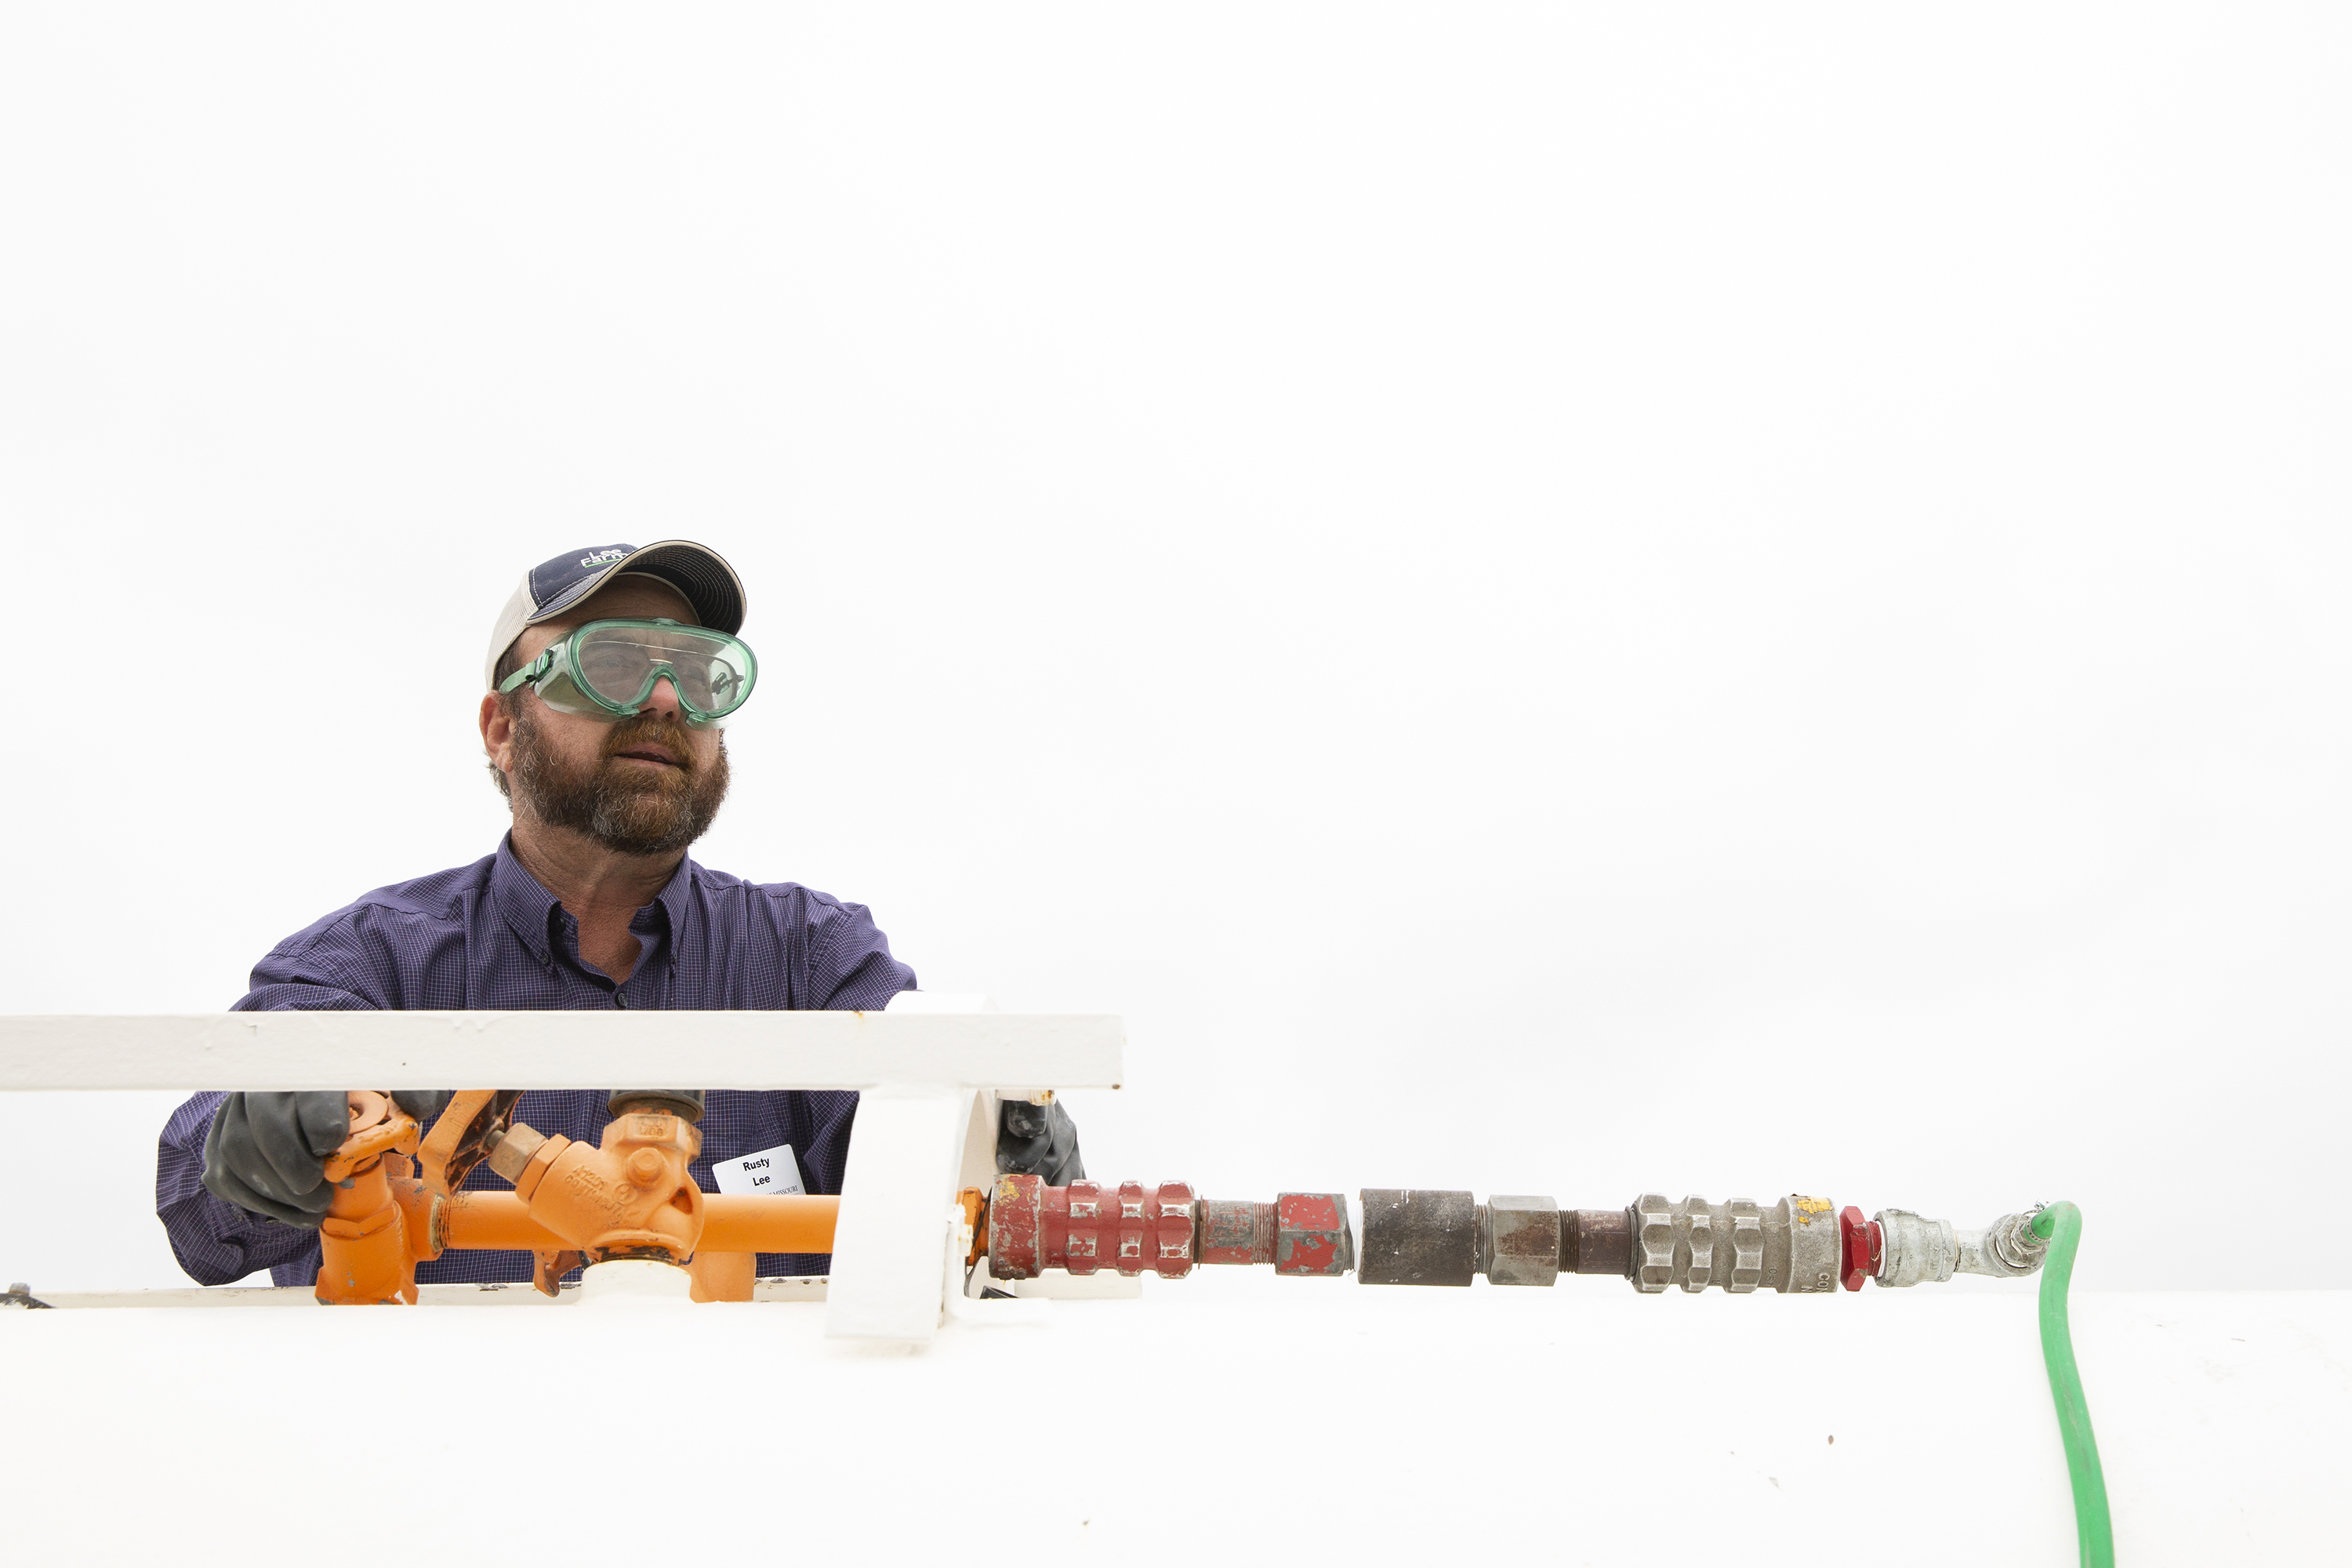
[484,1122,549,1182]
[497,1127,571,1204]
[985,1175,1198,1280]
[1196,1199,1277,1265]
[1562,1208,1634,1276]
[1272,1192,1353,1276]
[1838,1205,1882,1291]
[1357,1189,1478,1287]
[989,1173,1044,1276]
[1478,1196,1560,1287]
[1066,1179,1196,1279]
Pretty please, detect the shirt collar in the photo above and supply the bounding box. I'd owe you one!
[490,835,697,965]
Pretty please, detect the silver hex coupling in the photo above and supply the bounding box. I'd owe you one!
[1631,1194,1840,1294]
[1478,1196,1561,1287]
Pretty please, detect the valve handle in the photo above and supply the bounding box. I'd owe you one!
[417,1089,527,1197]
[320,1091,421,1184]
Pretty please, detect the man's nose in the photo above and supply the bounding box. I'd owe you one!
[641,674,684,719]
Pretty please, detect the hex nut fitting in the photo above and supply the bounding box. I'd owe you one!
[1273,1192,1354,1276]
[1480,1196,1561,1287]
[1838,1205,1882,1292]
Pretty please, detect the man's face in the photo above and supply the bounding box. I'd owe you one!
[481,577,733,856]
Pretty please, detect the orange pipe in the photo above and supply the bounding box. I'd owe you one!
[441,1192,838,1255]
[701,1194,837,1254]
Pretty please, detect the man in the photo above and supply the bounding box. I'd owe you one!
[156,540,1080,1287]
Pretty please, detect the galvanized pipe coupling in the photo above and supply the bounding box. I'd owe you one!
[1874,1207,2048,1287]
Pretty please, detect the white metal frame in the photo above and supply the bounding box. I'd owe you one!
[0,999,1123,1342]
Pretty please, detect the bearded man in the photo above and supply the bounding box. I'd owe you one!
[154,540,1081,1288]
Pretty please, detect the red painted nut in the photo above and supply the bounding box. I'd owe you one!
[1838,1205,1876,1291]
[1273,1192,1355,1277]
[989,1173,1045,1279]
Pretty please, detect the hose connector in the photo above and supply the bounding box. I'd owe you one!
[1960,1210,2049,1279]
[1874,1207,2049,1286]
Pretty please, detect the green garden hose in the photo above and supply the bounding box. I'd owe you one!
[2031,1202,2113,1567]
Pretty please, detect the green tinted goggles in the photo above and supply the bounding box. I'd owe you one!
[499,618,757,726]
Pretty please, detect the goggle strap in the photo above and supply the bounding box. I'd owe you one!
[497,645,559,694]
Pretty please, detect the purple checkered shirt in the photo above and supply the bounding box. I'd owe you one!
[154,836,915,1287]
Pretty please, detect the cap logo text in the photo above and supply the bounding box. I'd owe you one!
[579,548,627,568]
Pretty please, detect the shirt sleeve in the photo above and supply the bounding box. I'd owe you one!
[154,949,384,1287]
[804,895,917,1011]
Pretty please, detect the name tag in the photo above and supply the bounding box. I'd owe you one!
[712,1143,806,1196]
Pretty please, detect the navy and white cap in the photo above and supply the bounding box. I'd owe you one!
[485,540,748,690]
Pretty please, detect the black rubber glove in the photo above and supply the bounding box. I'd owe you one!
[390,1090,454,1128]
[201,1091,352,1228]
[996,1097,1084,1185]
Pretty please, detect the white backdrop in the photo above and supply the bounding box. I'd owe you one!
[1,5,2345,1292]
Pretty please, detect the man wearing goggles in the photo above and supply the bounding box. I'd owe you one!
[154,540,1082,1290]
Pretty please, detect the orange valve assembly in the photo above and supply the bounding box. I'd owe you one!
[311,1088,838,1305]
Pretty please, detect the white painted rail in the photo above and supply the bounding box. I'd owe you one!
[0,1011,1123,1092]
[0,1005,1123,1344]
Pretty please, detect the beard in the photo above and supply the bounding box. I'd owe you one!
[509,703,731,856]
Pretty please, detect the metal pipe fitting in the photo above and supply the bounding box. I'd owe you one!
[1873,1208,1956,1287]
[1958,1210,2049,1278]
[1477,1196,1561,1287]
[1630,1194,1842,1294]
[1875,1207,2049,1285]
[987,1176,1201,1280]
[1357,1189,1479,1286]
[1562,1208,1633,1276]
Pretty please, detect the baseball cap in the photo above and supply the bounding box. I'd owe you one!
[484,541,748,691]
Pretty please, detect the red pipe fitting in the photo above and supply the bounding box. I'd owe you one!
[989,1175,1198,1280]
[1838,1204,1882,1291]
[1196,1193,1352,1275]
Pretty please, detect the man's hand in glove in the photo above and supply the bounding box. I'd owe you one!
[996,1095,1085,1185]
[200,1091,354,1227]
[389,1090,453,1129]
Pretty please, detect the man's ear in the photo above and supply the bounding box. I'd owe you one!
[481,692,514,768]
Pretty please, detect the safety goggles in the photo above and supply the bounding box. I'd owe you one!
[498,618,757,726]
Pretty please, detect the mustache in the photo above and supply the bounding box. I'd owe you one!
[598,712,704,774]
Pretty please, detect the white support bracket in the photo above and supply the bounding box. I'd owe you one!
[0,999,1123,1345]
